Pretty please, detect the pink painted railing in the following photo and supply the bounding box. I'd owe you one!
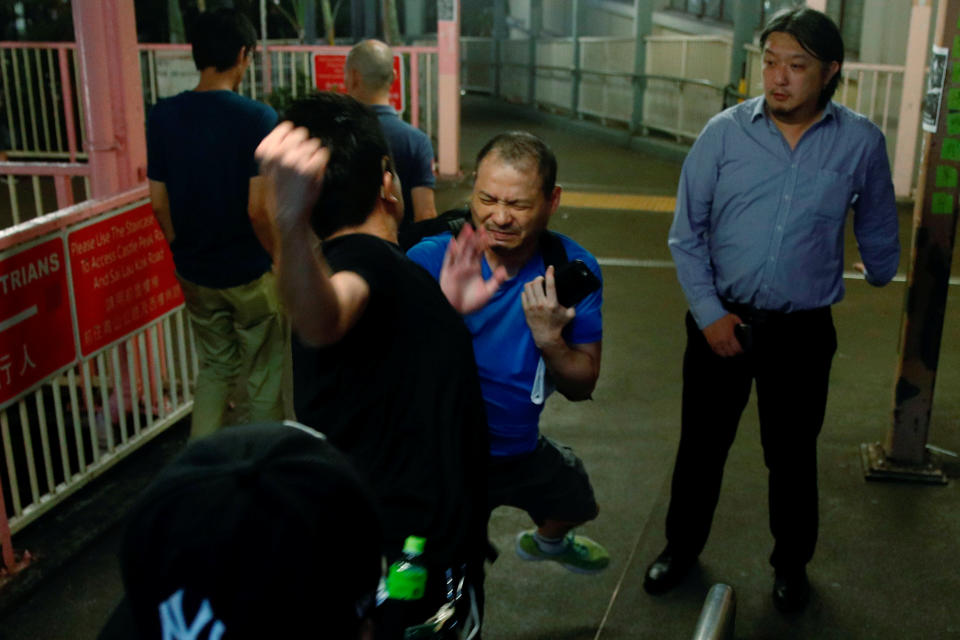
[0,41,441,229]
[0,186,196,575]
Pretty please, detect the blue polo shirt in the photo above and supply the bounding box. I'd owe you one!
[408,233,603,456]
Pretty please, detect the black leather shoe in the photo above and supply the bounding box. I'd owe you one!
[772,568,810,613]
[643,548,695,595]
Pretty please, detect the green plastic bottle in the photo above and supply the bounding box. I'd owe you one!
[386,536,427,600]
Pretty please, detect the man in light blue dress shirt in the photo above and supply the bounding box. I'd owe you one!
[644,8,899,613]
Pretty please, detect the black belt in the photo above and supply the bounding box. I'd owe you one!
[721,300,828,326]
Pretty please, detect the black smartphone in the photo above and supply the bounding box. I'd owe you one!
[734,322,753,352]
[553,259,601,308]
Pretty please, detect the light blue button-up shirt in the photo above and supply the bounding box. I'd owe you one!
[668,96,900,329]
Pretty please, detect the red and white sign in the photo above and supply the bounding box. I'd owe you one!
[314,53,406,113]
[67,202,184,357]
[0,237,75,408]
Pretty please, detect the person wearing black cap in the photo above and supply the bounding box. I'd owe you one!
[99,422,383,639]
[256,92,488,639]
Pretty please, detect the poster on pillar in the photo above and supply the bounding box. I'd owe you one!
[923,45,949,133]
[0,237,76,410]
[438,0,457,21]
[314,54,405,114]
[67,201,184,358]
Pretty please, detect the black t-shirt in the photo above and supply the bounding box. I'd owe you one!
[146,91,276,288]
[292,234,488,568]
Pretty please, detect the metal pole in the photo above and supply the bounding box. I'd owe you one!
[71,0,146,197]
[304,1,317,44]
[493,0,506,98]
[351,1,364,41]
[436,0,461,178]
[692,584,736,640]
[528,0,541,106]
[862,0,956,483]
[630,0,653,133]
[366,0,378,38]
[730,0,763,88]
[260,0,269,95]
[405,0,425,40]
[570,0,581,117]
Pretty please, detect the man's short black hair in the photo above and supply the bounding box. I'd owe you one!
[475,131,557,199]
[284,93,394,239]
[188,8,257,72]
[760,8,844,109]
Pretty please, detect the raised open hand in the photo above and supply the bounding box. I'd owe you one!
[439,224,508,314]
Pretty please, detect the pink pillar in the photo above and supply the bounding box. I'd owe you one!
[410,53,420,129]
[436,2,461,178]
[0,472,15,571]
[71,0,147,198]
[893,1,932,197]
[54,175,75,209]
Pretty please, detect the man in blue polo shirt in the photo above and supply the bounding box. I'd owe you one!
[345,39,436,231]
[147,9,284,439]
[408,131,609,575]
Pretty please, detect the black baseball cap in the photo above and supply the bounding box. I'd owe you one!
[99,422,383,639]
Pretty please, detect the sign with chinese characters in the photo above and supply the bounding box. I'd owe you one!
[313,53,405,113]
[0,237,75,408]
[67,202,184,357]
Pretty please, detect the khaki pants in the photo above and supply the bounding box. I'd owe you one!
[178,271,286,439]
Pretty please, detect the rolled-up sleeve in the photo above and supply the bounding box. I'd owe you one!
[668,123,727,329]
[853,132,900,286]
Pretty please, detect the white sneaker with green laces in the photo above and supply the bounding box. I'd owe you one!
[515,530,610,574]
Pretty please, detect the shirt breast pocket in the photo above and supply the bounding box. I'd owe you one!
[812,169,855,222]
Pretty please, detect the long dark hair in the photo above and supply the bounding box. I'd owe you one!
[760,8,844,109]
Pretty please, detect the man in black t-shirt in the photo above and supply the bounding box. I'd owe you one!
[257,93,495,639]
[148,9,284,438]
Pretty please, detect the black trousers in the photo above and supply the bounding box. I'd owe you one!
[665,307,837,571]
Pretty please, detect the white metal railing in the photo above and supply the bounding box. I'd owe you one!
[579,37,637,125]
[0,162,90,230]
[645,35,732,87]
[1,312,194,533]
[0,188,195,539]
[464,35,914,191]
[461,37,495,94]
[0,42,86,163]
[473,35,730,136]
[1,41,439,230]
[137,43,440,142]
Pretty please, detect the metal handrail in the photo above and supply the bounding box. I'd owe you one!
[692,584,736,640]
[496,59,725,92]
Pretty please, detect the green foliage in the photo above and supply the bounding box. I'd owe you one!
[0,0,73,41]
[265,86,295,118]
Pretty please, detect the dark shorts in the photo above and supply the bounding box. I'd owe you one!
[487,436,598,526]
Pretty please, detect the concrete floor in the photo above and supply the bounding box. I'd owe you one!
[2,94,960,639]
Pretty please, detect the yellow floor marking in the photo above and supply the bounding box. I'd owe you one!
[561,191,677,212]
